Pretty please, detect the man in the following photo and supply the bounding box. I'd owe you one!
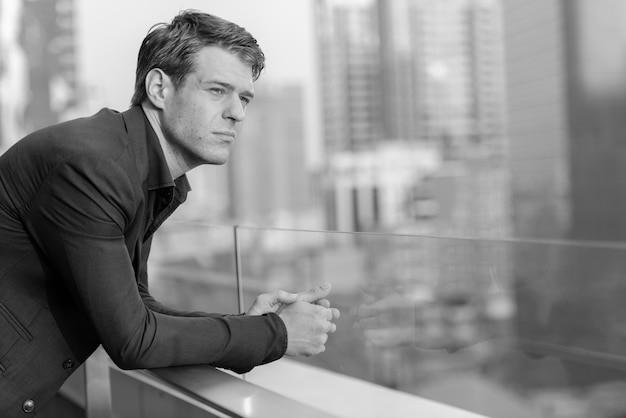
[0,10,339,416]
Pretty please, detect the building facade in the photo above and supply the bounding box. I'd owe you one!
[0,0,78,151]
[316,0,508,235]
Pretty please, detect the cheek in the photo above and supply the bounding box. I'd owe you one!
[185,103,211,131]
[169,96,218,140]
[174,107,202,139]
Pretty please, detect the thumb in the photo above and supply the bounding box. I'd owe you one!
[273,289,299,305]
[296,282,332,303]
[247,290,298,316]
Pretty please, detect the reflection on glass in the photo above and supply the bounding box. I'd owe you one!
[148,222,239,314]
[149,223,626,417]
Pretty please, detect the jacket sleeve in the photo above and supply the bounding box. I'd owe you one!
[21,155,287,373]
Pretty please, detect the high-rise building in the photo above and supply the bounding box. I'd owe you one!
[316,0,508,234]
[226,82,320,229]
[0,0,79,151]
[314,0,382,154]
[502,0,571,241]
[378,0,506,156]
[504,0,626,241]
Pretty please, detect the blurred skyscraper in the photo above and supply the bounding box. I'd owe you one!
[504,0,626,242]
[315,0,506,155]
[378,0,506,156]
[315,0,382,155]
[315,0,509,234]
[226,82,319,229]
[0,0,79,151]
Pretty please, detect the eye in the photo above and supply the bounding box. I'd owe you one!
[210,87,226,96]
[240,96,251,106]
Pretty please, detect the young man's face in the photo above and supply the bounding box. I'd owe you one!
[161,45,255,168]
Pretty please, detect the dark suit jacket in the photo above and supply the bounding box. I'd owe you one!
[0,106,286,416]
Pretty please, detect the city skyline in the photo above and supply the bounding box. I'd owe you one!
[316,0,509,235]
[0,0,511,235]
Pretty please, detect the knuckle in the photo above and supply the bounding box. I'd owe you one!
[315,320,328,332]
[325,321,333,333]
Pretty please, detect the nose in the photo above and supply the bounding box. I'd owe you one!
[224,95,245,122]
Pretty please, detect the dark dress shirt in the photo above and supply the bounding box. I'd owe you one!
[0,106,286,416]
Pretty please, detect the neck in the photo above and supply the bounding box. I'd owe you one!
[141,102,186,179]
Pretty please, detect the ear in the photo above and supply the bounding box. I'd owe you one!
[144,68,172,109]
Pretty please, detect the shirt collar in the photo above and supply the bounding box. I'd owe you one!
[139,107,191,194]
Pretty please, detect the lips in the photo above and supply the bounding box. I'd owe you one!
[214,131,236,142]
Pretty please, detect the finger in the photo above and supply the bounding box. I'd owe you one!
[329,322,337,333]
[315,298,331,308]
[296,282,331,304]
[316,300,340,320]
[252,290,298,316]
[273,290,298,305]
[323,308,333,320]
[247,291,295,315]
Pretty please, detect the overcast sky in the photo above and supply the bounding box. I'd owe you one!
[76,0,316,110]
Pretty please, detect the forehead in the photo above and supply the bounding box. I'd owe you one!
[190,46,254,89]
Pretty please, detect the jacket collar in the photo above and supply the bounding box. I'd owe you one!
[120,106,191,193]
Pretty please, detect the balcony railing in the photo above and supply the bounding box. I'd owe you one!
[56,222,626,418]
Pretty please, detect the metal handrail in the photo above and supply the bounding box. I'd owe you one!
[145,365,338,418]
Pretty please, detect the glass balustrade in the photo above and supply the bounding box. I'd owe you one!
[148,223,241,315]
[140,222,626,418]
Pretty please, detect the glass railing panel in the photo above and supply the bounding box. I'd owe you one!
[143,223,485,416]
[147,222,240,314]
[234,226,626,418]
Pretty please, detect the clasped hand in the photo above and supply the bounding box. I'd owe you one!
[246,283,340,357]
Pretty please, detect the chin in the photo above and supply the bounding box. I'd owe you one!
[197,150,231,166]
[204,156,230,166]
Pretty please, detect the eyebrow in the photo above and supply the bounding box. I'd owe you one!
[203,80,255,99]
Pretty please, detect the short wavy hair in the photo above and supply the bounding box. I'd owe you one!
[131,10,265,106]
